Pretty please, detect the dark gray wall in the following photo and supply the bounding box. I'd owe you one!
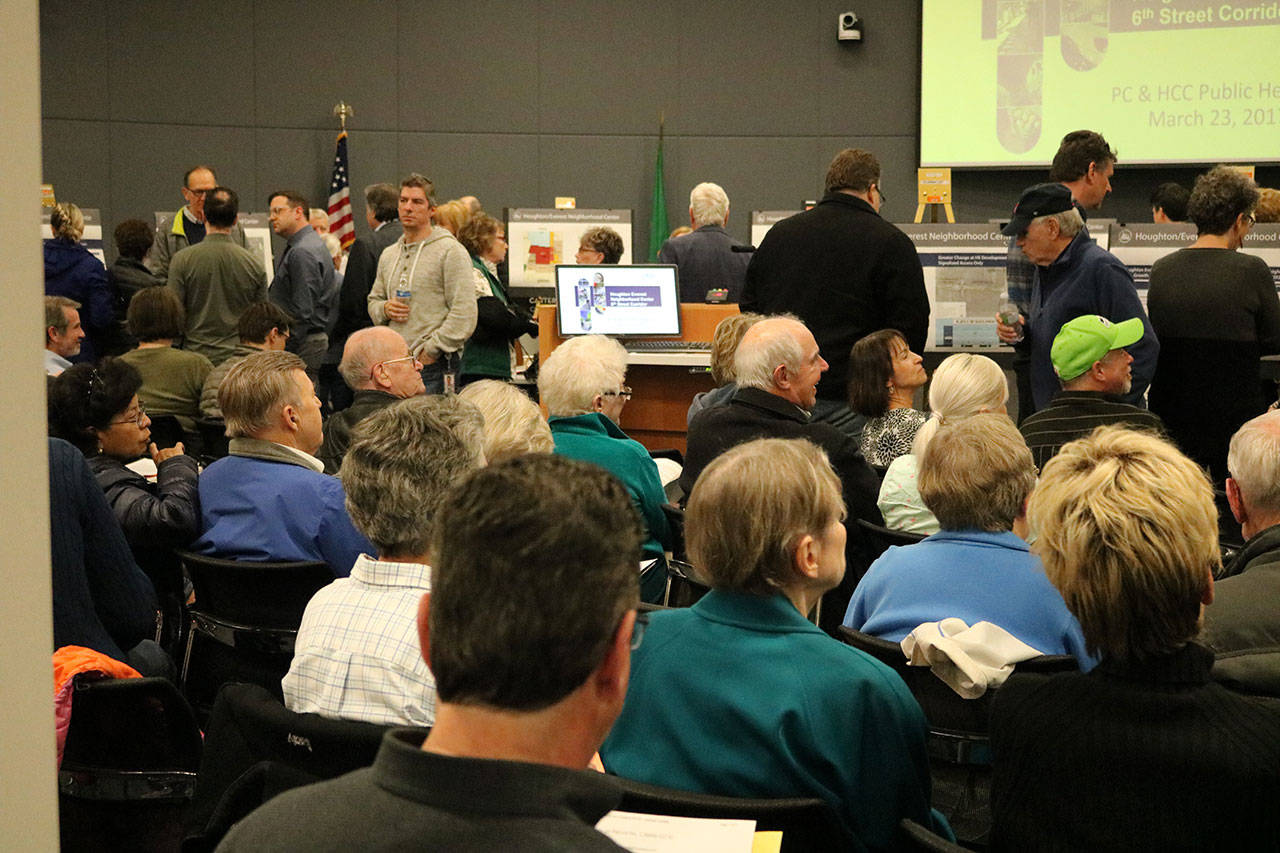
[40,1,1278,262]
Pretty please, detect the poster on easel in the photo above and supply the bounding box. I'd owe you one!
[901,223,1011,349]
[42,208,105,267]
[1109,223,1280,310]
[154,211,275,284]
[505,208,632,292]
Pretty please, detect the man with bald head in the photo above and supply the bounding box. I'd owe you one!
[318,326,426,473]
[682,317,882,624]
[1204,411,1280,696]
[148,165,249,283]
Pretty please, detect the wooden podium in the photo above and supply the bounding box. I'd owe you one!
[536,303,739,454]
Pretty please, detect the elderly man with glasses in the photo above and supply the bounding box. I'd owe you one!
[318,326,427,474]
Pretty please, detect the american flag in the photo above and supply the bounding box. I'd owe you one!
[327,130,355,249]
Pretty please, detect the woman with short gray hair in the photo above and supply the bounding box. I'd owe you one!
[539,335,673,601]
[1148,164,1280,481]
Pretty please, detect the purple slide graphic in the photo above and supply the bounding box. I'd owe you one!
[605,287,662,308]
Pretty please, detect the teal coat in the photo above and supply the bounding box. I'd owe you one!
[601,590,945,850]
[549,413,673,599]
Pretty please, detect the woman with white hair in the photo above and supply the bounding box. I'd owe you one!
[878,353,1008,534]
[990,426,1280,850]
[457,379,553,463]
[45,202,113,363]
[538,334,673,601]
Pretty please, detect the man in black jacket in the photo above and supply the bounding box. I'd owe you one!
[742,148,929,439]
[328,183,403,411]
[682,317,883,629]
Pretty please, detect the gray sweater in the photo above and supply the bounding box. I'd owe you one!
[367,227,476,360]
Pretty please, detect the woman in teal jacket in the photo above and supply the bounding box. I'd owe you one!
[538,334,673,602]
[601,437,950,849]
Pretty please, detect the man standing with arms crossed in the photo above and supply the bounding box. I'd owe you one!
[368,174,475,394]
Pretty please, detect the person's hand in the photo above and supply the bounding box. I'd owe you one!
[384,299,411,322]
[151,441,185,463]
[416,348,438,366]
[995,314,1025,344]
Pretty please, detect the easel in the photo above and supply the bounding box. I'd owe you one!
[913,167,955,224]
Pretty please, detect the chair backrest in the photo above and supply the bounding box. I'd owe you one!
[665,558,710,608]
[611,775,847,852]
[661,503,688,562]
[62,674,203,775]
[900,818,969,852]
[856,517,927,553]
[148,414,187,450]
[196,418,230,464]
[186,682,407,841]
[178,550,332,628]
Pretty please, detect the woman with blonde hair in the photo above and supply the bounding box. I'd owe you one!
[878,352,1008,534]
[45,202,113,362]
[432,200,471,236]
[990,426,1280,850]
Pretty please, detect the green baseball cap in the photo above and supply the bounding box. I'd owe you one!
[1051,315,1144,382]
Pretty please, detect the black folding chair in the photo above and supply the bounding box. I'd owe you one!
[611,775,847,853]
[183,682,409,851]
[176,550,332,711]
[59,675,203,853]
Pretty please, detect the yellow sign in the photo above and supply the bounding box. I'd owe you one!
[1230,165,1256,179]
[41,184,56,208]
[554,196,576,209]
[917,168,952,204]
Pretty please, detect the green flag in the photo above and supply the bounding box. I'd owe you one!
[648,118,668,262]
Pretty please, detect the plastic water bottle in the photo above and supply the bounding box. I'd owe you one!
[997,297,1024,344]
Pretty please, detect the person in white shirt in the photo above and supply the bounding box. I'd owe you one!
[282,394,485,726]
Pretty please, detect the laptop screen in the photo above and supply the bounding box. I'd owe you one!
[555,264,682,337]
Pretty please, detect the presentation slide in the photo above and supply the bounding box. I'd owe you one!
[155,211,275,283]
[555,265,681,337]
[506,209,632,289]
[43,208,105,266]
[922,0,1280,166]
[750,210,801,248]
[901,224,1011,349]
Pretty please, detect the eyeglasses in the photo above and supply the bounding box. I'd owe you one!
[373,354,420,376]
[630,610,649,651]
[186,188,211,197]
[602,385,633,400]
[1244,213,1257,227]
[874,183,888,203]
[110,406,147,427]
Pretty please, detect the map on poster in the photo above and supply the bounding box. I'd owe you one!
[154,211,275,284]
[43,208,105,266]
[901,224,1011,349]
[505,209,632,290]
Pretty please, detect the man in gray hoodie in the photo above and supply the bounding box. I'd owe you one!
[367,173,476,394]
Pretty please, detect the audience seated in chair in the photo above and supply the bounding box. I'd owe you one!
[457,379,553,463]
[219,455,644,851]
[845,413,1093,666]
[540,334,674,602]
[1203,411,1280,696]
[118,285,212,436]
[879,353,1009,536]
[199,300,292,421]
[47,437,171,678]
[317,326,426,474]
[1018,314,1165,470]
[685,311,764,426]
[602,437,950,849]
[191,350,372,573]
[284,395,484,726]
[990,426,1280,851]
[49,359,199,629]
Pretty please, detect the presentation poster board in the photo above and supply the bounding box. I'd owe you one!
[505,208,632,291]
[750,210,801,248]
[155,211,275,284]
[42,208,105,266]
[1110,223,1280,310]
[901,223,1010,349]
